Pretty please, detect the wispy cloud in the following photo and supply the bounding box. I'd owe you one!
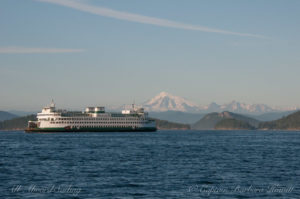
[36,0,265,38]
[0,46,85,54]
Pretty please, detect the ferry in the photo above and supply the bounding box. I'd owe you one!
[25,101,157,132]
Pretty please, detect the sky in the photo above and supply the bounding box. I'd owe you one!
[0,0,300,111]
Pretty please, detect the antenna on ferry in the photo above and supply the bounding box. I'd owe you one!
[132,100,135,110]
[50,99,55,107]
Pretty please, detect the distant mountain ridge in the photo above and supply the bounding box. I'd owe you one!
[201,101,274,114]
[142,92,297,115]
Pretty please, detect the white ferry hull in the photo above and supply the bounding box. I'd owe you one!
[26,102,156,133]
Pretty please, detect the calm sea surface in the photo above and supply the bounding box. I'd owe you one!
[1,130,300,199]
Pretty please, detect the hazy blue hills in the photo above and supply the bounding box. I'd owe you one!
[148,110,297,125]
[259,111,300,130]
[154,118,190,130]
[7,110,37,117]
[249,110,297,121]
[0,115,36,130]
[192,111,260,130]
[149,111,205,124]
[0,111,18,121]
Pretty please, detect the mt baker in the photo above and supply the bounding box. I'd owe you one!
[142,92,293,114]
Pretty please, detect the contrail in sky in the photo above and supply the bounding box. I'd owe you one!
[36,0,265,38]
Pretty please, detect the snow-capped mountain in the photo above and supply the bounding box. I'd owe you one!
[200,100,274,114]
[229,101,273,113]
[142,92,296,114]
[221,101,274,114]
[142,92,200,112]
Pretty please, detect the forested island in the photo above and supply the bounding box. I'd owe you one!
[192,111,300,130]
[258,111,300,130]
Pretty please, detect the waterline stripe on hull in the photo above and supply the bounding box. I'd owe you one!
[25,127,157,133]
